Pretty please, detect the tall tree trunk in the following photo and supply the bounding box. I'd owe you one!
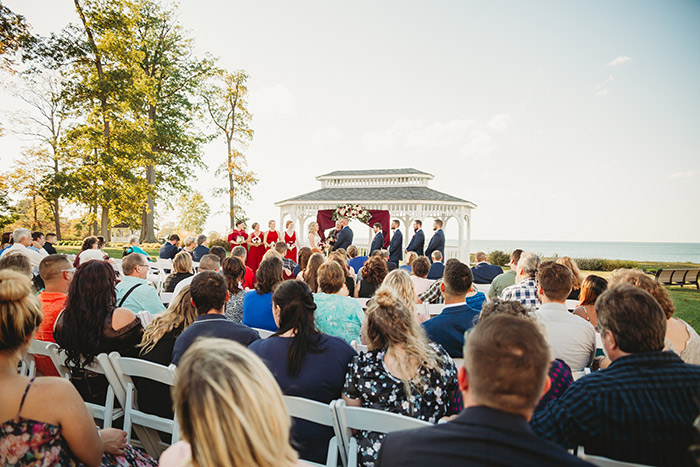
[52,153,62,239]
[91,204,98,236]
[140,164,158,243]
[227,137,235,230]
[100,205,110,243]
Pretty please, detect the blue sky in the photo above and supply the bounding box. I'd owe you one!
[2,0,699,243]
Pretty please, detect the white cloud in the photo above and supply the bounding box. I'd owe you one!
[669,171,696,179]
[487,113,510,132]
[607,56,632,67]
[309,126,345,146]
[595,75,614,96]
[249,84,297,119]
[360,119,421,153]
[458,129,495,159]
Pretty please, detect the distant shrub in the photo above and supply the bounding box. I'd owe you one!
[575,258,637,271]
[488,250,510,267]
[208,239,229,249]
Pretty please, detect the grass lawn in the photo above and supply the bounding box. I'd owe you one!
[668,286,700,333]
[57,246,160,259]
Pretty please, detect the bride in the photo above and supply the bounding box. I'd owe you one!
[307,222,322,253]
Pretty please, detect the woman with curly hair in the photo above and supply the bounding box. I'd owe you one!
[355,255,388,298]
[242,255,284,331]
[223,256,248,323]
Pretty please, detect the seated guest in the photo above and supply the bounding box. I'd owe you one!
[573,274,607,327]
[377,313,588,467]
[181,236,196,256]
[275,241,297,279]
[423,261,479,357]
[347,245,368,275]
[418,258,462,305]
[191,234,210,262]
[4,228,48,268]
[29,231,45,253]
[471,251,504,284]
[534,261,595,372]
[209,245,227,264]
[313,261,364,343]
[488,249,523,300]
[298,252,324,292]
[400,251,418,274]
[501,252,541,310]
[43,232,58,254]
[125,235,151,258]
[556,256,582,300]
[171,254,221,300]
[354,255,388,298]
[223,256,247,323]
[0,252,33,280]
[172,271,259,364]
[329,252,356,297]
[159,234,181,260]
[294,246,312,277]
[137,286,197,418]
[532,284,700,466]
[250,280,356,463]
[160,339,298,467]
[54,260,143,403]
[0,270,155,466]
[427,251,445,279]
[383,269,424,320]
[409,256,434,295]
[381,248,398,271]
[0,231,11,251]
[242,256,283,331]
[115,253,166,315]
[163,251,194,293]
[344,288,457,467]
[231,245,255,288]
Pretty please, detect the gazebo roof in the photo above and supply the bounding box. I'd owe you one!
[277,186,476,206]
[318,168,432,178]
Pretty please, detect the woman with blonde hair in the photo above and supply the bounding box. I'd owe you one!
[343,287,457,466]
[307,222,322,253]
[163,251,195,293]
[160,338,299,467]
[383,269,427,321]
[556,256,583,300]
[400,251,418,273]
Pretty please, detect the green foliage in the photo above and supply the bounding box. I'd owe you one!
[208,238,229,250]
[574,258,638,271]
[177,191,210,233]
[668,287,700,334]
[0,3,32,71]
[487,250,510,266]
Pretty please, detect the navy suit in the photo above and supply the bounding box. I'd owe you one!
[423,303,479,358]
[333,226,353,251]
[389,229,403,264]
[471,262,504,284]
[159,241,180,259]
[376,406,591,467]
[425,229,445,262]
[405,229,424,256]
[369,231,384,255]
[427,261,445,280]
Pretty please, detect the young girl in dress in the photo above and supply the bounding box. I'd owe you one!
[283,220,298,263]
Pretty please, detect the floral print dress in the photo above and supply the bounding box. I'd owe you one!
[343,343,457,467]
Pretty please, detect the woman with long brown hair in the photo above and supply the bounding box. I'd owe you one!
[222,256,247,323]
[573,275,607,327]
[298,252,324,292]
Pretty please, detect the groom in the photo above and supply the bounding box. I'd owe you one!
[333,218,353,251]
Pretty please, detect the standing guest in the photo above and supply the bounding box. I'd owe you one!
[299,252,324,292]
[171,272,259,364]
[159,234,181,260]
[405,220,425,256]
[54,260,144,403]
[501,252,541,310]
[347,245,368,275]
[556,256,583,300]
[409,256,434,295]
[344,288,457,467]
[355,255,388,298]
[227,220,248,252]
[163,251,194,293]
[160,339,298,467]
[471,251,504,284]
[223,256,247,323]
[400,251,418,274]
[369,223,384,256]
[388,219,403,265]
[115,253,166,315]
[242,256,284,332]
[488,249,523,300]
[329,252,356,297]
[376,313,588,467]
[283,220,298,262]
[275,242,298,280]
[232,245,256,288]
[246,222,266,273]
[209,245,227,265]
[191,234,210,262]
[294,246,312,277]
[531,284,700,466]
[534,262,595,372]
[308,221,323,253]
[171,254,221,301]
[137,286,198,418]
[333,218,354,251]
[181,236,196,256]
[427,251,445,279]
[313,261,364,344]
[423,261,479,357]
[573,275,607,327]
[5,228,49,268]
[424,219,445,262]
[264,220,280,253]
[250,280,357,463]
[326,220,342,250]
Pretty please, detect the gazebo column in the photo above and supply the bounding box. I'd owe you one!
[465,212,472,263]
[457,209,466,263]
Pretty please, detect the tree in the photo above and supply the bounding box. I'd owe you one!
[201,69,258,230]
[0,3,32,72]
[177,191,209,234]
[0,174,19,229]
[4,148,57,231]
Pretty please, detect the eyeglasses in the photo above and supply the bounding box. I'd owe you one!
[61,268,76,274]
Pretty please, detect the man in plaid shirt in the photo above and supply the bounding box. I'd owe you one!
[274,242,297,279]
[500,252,541,310]
[418,258,462,304]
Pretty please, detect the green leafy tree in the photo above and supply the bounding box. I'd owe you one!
[0,3,32,72]
[0,174,19,229]
[177,191,210,234]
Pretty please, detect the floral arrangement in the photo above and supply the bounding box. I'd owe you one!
[332,204,371,224]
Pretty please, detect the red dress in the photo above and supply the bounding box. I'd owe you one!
[265,230,279,252]
[247,231,265,273]
[284,230,298,262]
[228,229,249,252]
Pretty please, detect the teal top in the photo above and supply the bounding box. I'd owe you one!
[313,293,364,344]
[115,275,165,315]
[129,245,155,261]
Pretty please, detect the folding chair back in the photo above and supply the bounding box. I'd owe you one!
[252,327,275,338]
[577,446,653,466]
[21,341,67,378]
[159,292,174,306]
[283,396,341,467]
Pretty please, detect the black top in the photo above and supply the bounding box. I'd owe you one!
[377,406,591,467]
[567,288,580,300]
[43,243,57,255]
[172,314,260,364]
[345,276,355,297]
[357,280,378,298]
[163,272,193,293]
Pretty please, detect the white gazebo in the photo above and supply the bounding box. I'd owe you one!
[275,168,477,261]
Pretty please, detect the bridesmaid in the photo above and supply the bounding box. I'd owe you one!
[283,220,298,262]
[264,220,280,252]
[228,220,248,253]
[308,222,322,253]
[247,223,266,273]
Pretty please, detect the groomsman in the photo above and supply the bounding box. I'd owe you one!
[406,220,425,256]
[425,219,445,262]
[370,223,384,255]
[389,219,403,265]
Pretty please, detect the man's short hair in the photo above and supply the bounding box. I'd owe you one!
[275,242,288,254]
[373,222,382,229]
[511,249,523,265]
[380,249,390,259]
[32,231,44,241]
[39,255,70,282]
[411,257,430,278]
[0,253,32,277]
[190,271,228,314]
[443,260,472,296]
[434,219,443,228]
[596,283,666,353]
[464,313,550,415]
[391,219,400,227]
[12,228,31,243]
[536,261,572,302]
[198,254,221,271]
[431,250,443,261]
[517,252,540,278]
[168,234,180,242]
[231,246,247,259]
[122,252,147,275]
[347,245,358,258]
[195,234,207,245]
[209,246,227,263]
[475,251,487,262]
[414,220,422,227]
[46,233,57,240]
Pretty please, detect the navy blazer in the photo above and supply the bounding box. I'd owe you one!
[405,229,425,256]
[389,229,403,263]
[427,261,445,280]
[333,226,353,251]
[423,303,479,358]
[159,241,180,260]
[471,262,504,284]
[376,406,591,467]
[425,229,445,262]
[370,231,384,255]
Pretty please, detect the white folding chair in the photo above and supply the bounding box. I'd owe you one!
[283,396,341,467]
[21,341,67,378]
[147,264,167,294]
[577,446,653,466]
[109,352,179,453]
[566,299,580,311]
[427,304,445,316]
[474,283,490,294]
[333,399,431,467]
[356,298,370,309]
[252,327,275,338]
[349,340,368,353]
[159,292,174,306]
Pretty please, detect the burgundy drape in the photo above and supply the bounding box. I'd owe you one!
[317,209,391,248]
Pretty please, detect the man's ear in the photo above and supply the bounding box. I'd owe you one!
[191,298,196,308]
[440,282,445,293]
[537,284,544,296]
[458,366,469,392]
[604,329,618,351]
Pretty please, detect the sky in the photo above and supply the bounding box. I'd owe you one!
[1,0,699,243]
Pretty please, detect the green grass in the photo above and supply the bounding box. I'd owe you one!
[669,286,700,333]
[56,246,160,260]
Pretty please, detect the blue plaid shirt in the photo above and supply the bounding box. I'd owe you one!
[531,351,700,466]
[500,278,540,310]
